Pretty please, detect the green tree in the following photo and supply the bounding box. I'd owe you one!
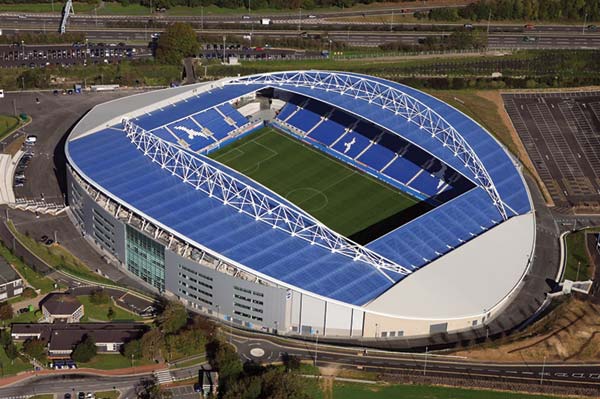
[123,338,143,360]
[107,307,115,321]
[0,330,11,347]
[222,368,319,399]
[156,23,200,64]
[90,289,110,304]
[4,343,18,360]
[207,339,243,395]
[136,377,173,399]
[23,338,45,360]
[71,334,97,363]
[141,329,165,361]
[158,301,188,335]
[0,303,13,321]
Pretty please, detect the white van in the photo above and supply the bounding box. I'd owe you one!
[0,89,4,99]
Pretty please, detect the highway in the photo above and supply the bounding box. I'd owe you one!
[1,26,599,49]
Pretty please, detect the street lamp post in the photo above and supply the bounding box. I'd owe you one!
[583,13,588,35]
[540,355,546,385]
[314,330,319,366]
[423,346,428,376]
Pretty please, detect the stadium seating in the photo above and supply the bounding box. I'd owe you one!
[135,84,260,131]
[275,97,470,200]
[286,77,531,216]
[144,98,249,153]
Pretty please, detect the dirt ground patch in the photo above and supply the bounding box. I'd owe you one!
[453,298,600,362]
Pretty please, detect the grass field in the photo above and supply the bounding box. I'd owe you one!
[78,354,152,370]
[563,230,592,282]
[0,115,20,142]
[332,382,584,399]
[209,127,418,237]
[78,295,143,322]
[0,243,56,294]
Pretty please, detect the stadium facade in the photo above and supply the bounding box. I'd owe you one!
[65,71,535,339]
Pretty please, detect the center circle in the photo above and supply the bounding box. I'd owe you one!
[250,348,265,358]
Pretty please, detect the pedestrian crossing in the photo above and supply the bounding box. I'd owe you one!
[154,369,173,385]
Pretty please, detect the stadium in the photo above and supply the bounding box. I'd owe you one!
[65,71,535,340]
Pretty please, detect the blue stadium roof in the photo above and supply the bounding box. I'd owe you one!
[68,126,395,305]
[67,71,532,306]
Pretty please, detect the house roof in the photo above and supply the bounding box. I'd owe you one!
[0,258,20,285]
[11,323,147,351]
[41,294,82,316]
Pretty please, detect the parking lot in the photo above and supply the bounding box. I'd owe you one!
[0,43,150,68]
[504,92,600,211]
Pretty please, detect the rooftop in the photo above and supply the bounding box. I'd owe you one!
[41,293,83,316]
[0,258,20,285]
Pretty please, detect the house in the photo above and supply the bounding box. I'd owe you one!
[41,293,84,323]
[11,322,147,358]
[0,258,23,301]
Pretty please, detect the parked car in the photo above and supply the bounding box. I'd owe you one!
[25,135,37,144]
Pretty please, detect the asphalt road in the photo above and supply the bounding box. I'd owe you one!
[231,331,600,389]
[3,26,599,49]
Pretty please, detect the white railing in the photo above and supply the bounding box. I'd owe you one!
[122,118,412,280]
[225,71,508,220]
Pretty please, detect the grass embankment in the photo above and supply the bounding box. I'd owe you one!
[210,127,418,237]
[563,230,592,282]
[332,382,586,399]
[77,295,143,322]
[0,2,96,13]
[0,242,56,294]
[94,391,120,399]
[0,115,20,142]
[453,297,600,362]
[78,353,153,370]
[8,221,116,286]
[0,345,32,376]
[28,395,54,399]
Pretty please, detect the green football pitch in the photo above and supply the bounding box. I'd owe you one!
[209,127,419,237]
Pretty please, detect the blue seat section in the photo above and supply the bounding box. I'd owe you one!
[218,103,248,126]
[68,127,396,305]
[165,118,216,151]
[308,119,346,146]
[306,109,355,146]
[276,100,299,121]
[410,171,444,196]
[342,73,531,215]
[367,187,502,268]
[135,84,263,131]
[356,141,396,171]
[192,108,235,140]
[382,155,421,184]
[271,83,530,216]
[331,121,374,158]
[285,102,325,131]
